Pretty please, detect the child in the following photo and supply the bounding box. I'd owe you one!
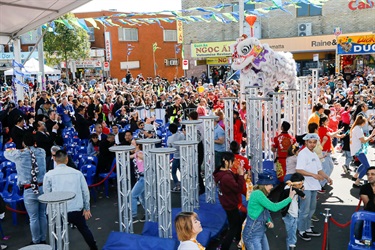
[280,173,305,250]
[87,133,100,156]
[284,145,299,182]
[341,128,352,174]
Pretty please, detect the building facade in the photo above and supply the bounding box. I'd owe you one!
[75,11,183,81]
[181,0,375,79]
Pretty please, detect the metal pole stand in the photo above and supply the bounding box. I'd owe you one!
[137,139,161,222]
[221,97,238,150]
[322,208,331,250]
[310,69,319,108]
[297,77,309,135]
[263,97,274,161]
[38,191,76,250]
[200,115,218,204]
[180,120,202,209]
[269,92,284,139]
[109,145,135,233]
[174,140,199,212]
[149,147,176,238]
[284,89,298,137]
[244,86,259,160]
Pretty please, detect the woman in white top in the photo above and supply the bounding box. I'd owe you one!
[175,212,204,250]
[351,116,375,188]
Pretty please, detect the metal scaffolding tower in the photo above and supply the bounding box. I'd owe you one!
[284,89,298,137]
[137,138,161,222]
[245,86,259,160]
[222,97,238,150]
[297,77,310,135]
[200,115,218,203]
[38,191,76,250]
[109,145,135,233]
[174,140,199,212]
[149,147,176,238]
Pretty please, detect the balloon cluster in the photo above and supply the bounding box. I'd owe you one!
[231,35,298,95]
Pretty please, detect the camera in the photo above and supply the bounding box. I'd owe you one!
[291,187,305,198]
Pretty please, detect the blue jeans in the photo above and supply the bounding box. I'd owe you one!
[171,159,180,186]
[356,153,370,179]
[320,154,334,187]
[298,190,317,232]
[344,151,351,167]
[131,176,145,218]
[23,187,47,243]
[242,217,269,250]
[282,214,298,249]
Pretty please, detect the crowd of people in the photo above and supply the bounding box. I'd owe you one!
[0,66,374,249]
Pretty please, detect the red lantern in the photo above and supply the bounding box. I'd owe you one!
[245,15,257,37]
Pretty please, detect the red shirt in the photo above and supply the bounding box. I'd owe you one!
[318,126,332,152]
[231,154,251,174]
[272,132,296,158]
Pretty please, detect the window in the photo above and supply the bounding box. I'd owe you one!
[233,3,255,12]
[163,30,177,42]
[297,3,322,17]
[88,27,95,42]
[118,28,138,41]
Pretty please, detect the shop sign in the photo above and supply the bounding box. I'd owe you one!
[191,41,232,58]
[75,60,102,68]
[177,21,183,44]
[348,0,374,10]
[104,32,112,61]
[337,34,375,55]
[0,52,38,60]
[206,57,230,65]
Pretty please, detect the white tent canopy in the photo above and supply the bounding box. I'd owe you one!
[0,0,92,41]
[4,58,60,76]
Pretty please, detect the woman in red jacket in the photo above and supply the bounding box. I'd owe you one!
[213,152,245,250]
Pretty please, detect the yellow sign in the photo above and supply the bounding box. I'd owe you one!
[191,41,232,58]
[177,21,183,44]
[206,57,230,65]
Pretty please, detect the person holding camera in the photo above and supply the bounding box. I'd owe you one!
[279,173,305,250]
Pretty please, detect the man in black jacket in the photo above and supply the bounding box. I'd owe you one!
[45,110,64,146]
[74,105,91,140]
[97,133,115,175]
[10,115,25,149]
[34,120,58,170]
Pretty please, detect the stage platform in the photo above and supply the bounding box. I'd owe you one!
[103,194,228,250]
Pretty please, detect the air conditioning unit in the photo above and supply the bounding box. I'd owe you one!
[298,23,312,36]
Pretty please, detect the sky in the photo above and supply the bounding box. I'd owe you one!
[73,0,182,13]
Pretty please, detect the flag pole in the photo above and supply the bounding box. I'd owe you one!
[153,49,156,77]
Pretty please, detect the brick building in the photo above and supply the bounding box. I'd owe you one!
[74,11,183,81]
[181,0,375,79]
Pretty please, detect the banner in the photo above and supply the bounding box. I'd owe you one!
[191,41,232,58]
[337,34,375,55]
[104,32,112,61]
[177,20,183,44]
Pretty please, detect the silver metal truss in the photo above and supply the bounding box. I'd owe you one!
[284,89,298,137]
[297,77,309,135]
[180,120,202,209]
[199,115,218,204]
[245,86,259,160]
[149,147,176,238]
[270,92,284,138]
[174,140,199,212]
[263,97,274,161]
[136,139,161,222]
[109,145,135,233]
[38,191,76,250]
[222,97,238,150]
[310,68,319,108]
[247,97,268,179]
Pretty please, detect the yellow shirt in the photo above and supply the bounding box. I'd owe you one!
[197,86,204,94]
[308,112,320,126]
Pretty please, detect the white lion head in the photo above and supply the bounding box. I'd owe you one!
[231,35,263,71]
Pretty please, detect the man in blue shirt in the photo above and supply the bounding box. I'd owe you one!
[56,97,75,128]
[214,117,226,168]
[43,150,98,250]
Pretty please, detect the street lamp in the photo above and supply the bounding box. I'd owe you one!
[334,27,342,75]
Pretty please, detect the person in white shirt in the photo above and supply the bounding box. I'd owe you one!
[175,212,204,250]
[351,116,375,188]
[296,133,332,242]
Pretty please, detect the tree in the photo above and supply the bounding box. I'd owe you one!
[44,13,90,83]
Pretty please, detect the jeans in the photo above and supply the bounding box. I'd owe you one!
[298,190,317,232]
[344,151,351,167]
[356,153,370,179]
[68,210,98,250]
[282,214,298,249]
[23,187,47,243]
[320,154,334,187]
[221,209,242,250]
[171,159,180,186]
[242,217,269,250]
[131,176,145,218]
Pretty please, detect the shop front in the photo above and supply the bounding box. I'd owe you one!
[190,34,337,78]
[337,33,375,80]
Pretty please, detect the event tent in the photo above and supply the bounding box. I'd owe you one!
[4,58,60,76]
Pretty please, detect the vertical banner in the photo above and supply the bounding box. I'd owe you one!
[177,21,183,44]
[105,31,112,61]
